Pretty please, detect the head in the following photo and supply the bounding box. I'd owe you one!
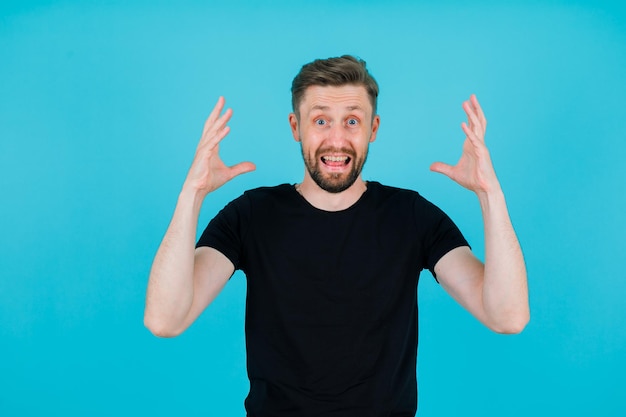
[289,56,380,194]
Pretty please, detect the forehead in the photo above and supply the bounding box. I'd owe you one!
[299,85,372,115]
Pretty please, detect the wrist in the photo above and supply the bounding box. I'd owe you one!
[179,182,208,212]
[476,184,505,211]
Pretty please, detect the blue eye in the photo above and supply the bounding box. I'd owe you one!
[347,118,358,126]
[315,119,327,126]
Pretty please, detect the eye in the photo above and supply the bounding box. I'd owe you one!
[346,118,359,126]
[315,119,327,126]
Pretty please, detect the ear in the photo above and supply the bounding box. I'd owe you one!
[369,115,380,143]
[288,113,300,142]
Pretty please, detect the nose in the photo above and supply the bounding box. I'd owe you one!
[327,122,347,147]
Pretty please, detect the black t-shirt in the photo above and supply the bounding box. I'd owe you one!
[197,182,469,417]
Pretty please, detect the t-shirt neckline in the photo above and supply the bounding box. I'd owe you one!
[290,181,375,214]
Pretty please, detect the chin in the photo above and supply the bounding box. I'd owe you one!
[313,172,360,193]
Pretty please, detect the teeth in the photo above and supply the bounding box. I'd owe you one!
[323,156,348,162]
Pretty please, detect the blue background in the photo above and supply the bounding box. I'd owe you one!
[2,1,625,415]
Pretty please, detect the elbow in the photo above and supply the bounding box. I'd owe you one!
[144,314,184,338]
[490,312,530,335]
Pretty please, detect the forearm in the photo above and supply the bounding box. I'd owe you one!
[478,187,529,333]
[144,185,205,337]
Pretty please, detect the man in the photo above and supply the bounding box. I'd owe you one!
[144,55,529,416]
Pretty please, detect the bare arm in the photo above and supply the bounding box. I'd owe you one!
[430,95,529,334]
[144,97,255,337]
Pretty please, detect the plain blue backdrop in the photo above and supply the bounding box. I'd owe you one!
[1,1,625,416]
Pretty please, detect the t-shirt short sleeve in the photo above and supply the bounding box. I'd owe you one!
[414,194,469,280]
[196,193,250,271]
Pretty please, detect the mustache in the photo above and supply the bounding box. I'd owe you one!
[315,147,356,158]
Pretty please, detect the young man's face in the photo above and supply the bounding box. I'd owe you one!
[289,84,380,193]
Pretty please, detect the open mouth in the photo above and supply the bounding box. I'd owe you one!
[321,155,351,167]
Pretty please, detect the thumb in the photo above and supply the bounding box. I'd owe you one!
[229,161,256,178]
[429,162,453,178]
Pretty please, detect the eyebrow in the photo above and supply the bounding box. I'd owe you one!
[310,105,365,112]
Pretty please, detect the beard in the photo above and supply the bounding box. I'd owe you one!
[300,144,369,193]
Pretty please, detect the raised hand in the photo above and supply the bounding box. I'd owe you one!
[430,94,500,196]
[184,96,256,196]
[429,95,529,334]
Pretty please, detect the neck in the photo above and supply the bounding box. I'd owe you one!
[296,176,367,211]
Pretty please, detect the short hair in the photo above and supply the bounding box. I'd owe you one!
[291,55,379,118]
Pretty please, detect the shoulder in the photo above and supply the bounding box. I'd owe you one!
[368,181,416,199]
[204,184,295,239]
[220,184,299,216]
[366,182,454,232]
[242,183,294,198]
[367,181,436,209]
[240,184,296,206]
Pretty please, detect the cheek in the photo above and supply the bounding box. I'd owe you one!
[354,129,372,147]
[301,131,323,148]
